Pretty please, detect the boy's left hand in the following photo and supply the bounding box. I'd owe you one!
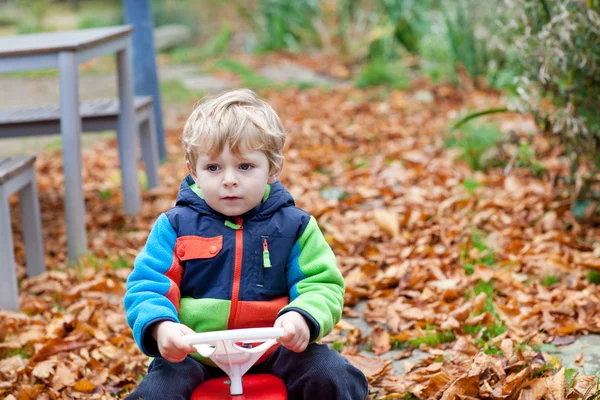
[274,311,310,352]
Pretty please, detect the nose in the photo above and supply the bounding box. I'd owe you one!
[222,168,238,187]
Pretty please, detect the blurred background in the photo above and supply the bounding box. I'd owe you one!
[0,0,597,207]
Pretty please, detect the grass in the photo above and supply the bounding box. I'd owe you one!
[516,143,546,178]
[210,59,276,90]
[462,178,481,195]
[160,79,204,105]
[331,340,348,352]
[445,121,504,171]
[355,61,411,90]
[169,24,232,63]
[462,229,497,275]
[588,270,600,284]
[393,326,455,349]
[541,274,561,287]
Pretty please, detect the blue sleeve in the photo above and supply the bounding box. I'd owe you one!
[124,213,179,356]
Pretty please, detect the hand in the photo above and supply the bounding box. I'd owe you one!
[152,321,197,363]
[274,311,310,353]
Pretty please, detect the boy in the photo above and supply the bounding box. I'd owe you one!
[124,89,368,399]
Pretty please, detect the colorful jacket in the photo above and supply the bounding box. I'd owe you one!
[124,175,345,358]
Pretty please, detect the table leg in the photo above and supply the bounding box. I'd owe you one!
[59,51,87,263]
[0,185,19,311]
[116,37,141,216]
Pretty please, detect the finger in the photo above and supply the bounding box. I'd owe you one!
[290,335,303,352]
[179,325,196,336]
[283,321,296,340]
[173,337,196,353]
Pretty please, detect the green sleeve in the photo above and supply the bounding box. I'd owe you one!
[280,216,345,341]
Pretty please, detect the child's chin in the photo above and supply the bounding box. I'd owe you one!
[218,205,251,217]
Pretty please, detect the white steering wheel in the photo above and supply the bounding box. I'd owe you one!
[183,327,285,395]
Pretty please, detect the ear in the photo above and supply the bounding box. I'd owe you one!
[186,161,197,182]
[268,160,283,184]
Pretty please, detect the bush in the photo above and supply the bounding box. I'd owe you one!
[503,0,600,180]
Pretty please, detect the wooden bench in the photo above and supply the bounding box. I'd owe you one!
[0,96,160,189]
[0,155,45,311]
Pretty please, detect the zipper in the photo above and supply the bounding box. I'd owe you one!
[258,237,272,287]
[262,238,272,268]
[227,216,244,329]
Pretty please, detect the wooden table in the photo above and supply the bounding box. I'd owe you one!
[0,26,141,263]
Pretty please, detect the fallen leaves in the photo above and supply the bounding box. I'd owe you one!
[2,61,600,399]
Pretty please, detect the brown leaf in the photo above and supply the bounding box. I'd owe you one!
[32,359,57,379]
[571,375,597,396]
[440,373,480,400]
[370,326,392,355]
[492,365,530,398]
[344,354,392,383]
[52,363,77,391]
[373,209,400,238]
[73,378,96,392]
[547,367,566,400]
[31,338,88,362]
[517,378,547,400]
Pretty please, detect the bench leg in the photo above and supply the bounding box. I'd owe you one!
[0,186,20,311]
[18,169,45,277]
[140,109,160,189]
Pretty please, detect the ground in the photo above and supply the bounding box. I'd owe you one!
[2,50,600,398]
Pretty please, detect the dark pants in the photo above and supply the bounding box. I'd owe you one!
[126,344,368,400]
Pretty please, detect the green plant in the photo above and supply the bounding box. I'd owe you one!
[462,178,481,194]
[170,24,233,63]
[446,121,504,171]
[407,328,455,347]
[210,59,276,90]
[110,257,130,269]
[160,80,204,105]
[17,0,48,33]
[0,4,19,27]
[99,189,113,200]
[78,12,123,29]
[237,0,321,52]
[355,61,411,89]
[541,274,561,287]
[331,339,347,352]
[588,270,600,284]
[515,143,546,178]
[462,230,498,275]
[503,0,600,193]
[565,367,578,389]
[442,0,487,81]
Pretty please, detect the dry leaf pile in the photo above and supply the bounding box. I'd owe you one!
[2,77,600,399]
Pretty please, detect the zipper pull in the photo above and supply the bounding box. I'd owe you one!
[235,217,243,229]
[263,238,272,268]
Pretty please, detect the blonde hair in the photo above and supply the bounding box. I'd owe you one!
[182,89,286,174]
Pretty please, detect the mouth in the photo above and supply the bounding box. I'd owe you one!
[222,196,241,201]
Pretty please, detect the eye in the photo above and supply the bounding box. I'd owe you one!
[206,165,220,172]
[239,163,253,171]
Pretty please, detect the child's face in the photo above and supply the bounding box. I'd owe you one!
[189,146,278,217]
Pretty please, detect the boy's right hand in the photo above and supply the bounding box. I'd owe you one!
[151,321,197,363]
